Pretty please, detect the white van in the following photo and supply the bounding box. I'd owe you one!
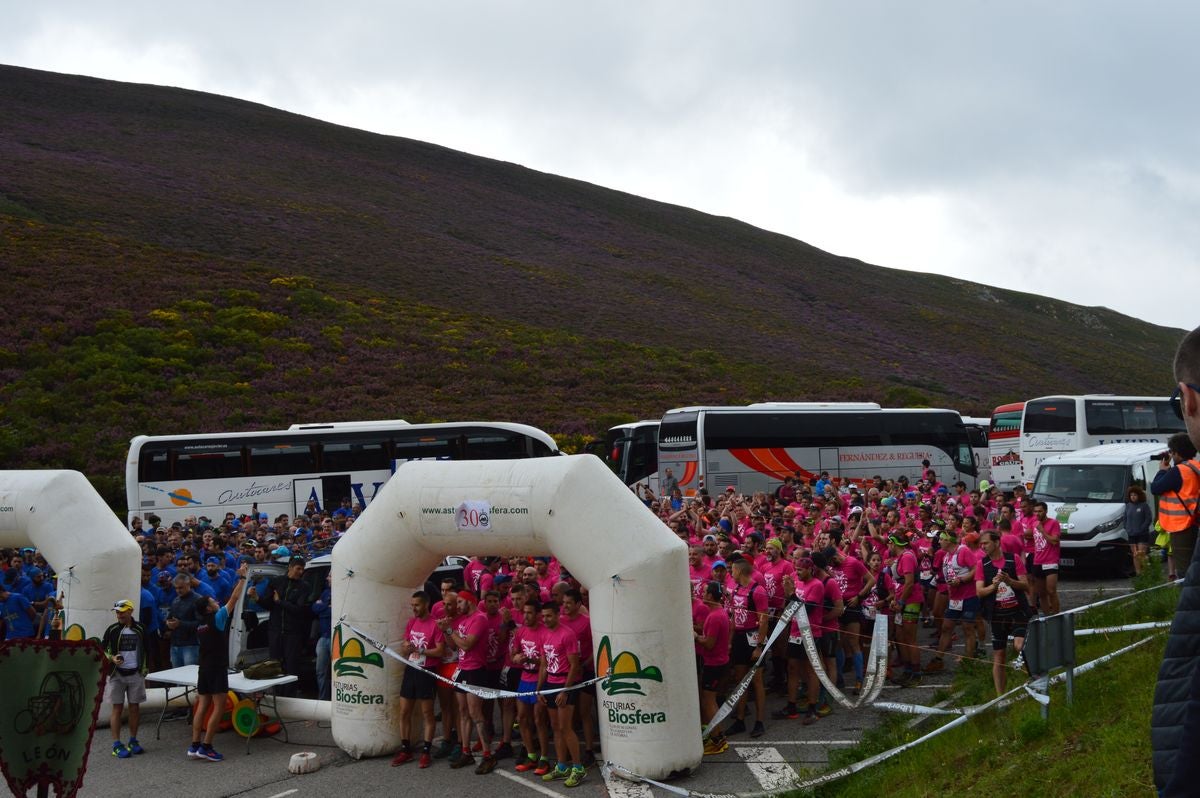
[1031,442,1166,573]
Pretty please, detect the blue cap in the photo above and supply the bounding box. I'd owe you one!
[28,567,43,577]
[273,546,291,558]
[711,560,727,571]
[206,556,222,565]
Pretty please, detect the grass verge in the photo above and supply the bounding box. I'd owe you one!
[799,569,1178,798]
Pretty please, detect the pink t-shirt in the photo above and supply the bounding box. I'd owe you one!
[689,564,708,598]
[944,545,978,602]
[894,549,919,604]
[729,582,768,631]
[539,623,579,685]
[454,610,491,671]
[692,598,710,657]
[511,623,544,680]
[760,558,796,609]
[560,611,594,674]
[791,577,825,639]
[975,554,1028,610]
[482,611,505,670]
[830,556,868,602]
[700,604,731,667]
[403,615,444,668]
[819,577,842,635]
[1032,518,1062,566]
[463,560,486,595]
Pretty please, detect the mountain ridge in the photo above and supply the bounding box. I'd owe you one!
[0,64,1180,509]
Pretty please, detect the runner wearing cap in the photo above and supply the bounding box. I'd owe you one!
[887,533,922,687]
[103,598,149,759]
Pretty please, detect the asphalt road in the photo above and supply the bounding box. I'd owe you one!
[77,569,1143,798]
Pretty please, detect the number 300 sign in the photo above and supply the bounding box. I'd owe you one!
[456,501,491,531]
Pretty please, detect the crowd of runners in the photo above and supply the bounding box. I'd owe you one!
[384,464,1064,783]
[0,466,1064,781]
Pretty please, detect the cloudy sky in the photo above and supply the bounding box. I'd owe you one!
[5,2,1198,330]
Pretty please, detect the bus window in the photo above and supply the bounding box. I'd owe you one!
[174,449,244,480]
[321,439,390,471]
[1024,401,1076,434]
[248,443,317,477]
[139,446,171,483]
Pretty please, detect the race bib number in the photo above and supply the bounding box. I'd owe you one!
[863,606,877,621]
[949,599,964,612]
[745,631,760,647]
[788,631,804,645]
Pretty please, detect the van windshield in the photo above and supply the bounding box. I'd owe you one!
[1032,464,1129,503]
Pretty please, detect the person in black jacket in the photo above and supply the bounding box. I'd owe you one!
[102,599,149,759]
[1154,324,1200,796]
[252,555,314,696]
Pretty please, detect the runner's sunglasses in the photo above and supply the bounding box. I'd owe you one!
[1170,383,1200,420]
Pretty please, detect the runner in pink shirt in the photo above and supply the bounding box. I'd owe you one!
[888,533,922,686]
[442,592,497,772]
[827,546,872,693]
[926,533,980,673]
[975,530,1032,694]
[536,603,584,785]
[560,589,597,767]
[696,581,732,755]
[510,600,550,775]
[391,592,446,768]
[1030,501,1062,615]
[759,538,795,695]
[779,557,824,725]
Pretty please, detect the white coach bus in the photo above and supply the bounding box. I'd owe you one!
[1019,395,1184,488]
[126,420,560,525]
[656,403,978,496]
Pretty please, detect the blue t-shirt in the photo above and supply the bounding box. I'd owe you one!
[214,605,230,632]
[2,593,35,639]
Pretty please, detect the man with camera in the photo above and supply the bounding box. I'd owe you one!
[103,599,149,759]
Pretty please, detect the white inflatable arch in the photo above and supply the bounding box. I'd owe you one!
[0,470,142,640]
[331,455,702,779]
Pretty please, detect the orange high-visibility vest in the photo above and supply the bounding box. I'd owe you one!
[1159,460,1200,533]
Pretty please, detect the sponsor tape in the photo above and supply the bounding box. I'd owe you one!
[346,623,608,701]
[790,602,889,711]
[702,601,799,738]
[607,633,1163,797]
[1073,620,1172,636]
[1050,577,1181,620]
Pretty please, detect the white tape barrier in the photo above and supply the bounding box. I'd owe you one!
[347,624,608,701]
[1050,577,1181,620]
[874,633,1162,719]
[700,601,888,740]
[1073,620,1172,637]
[790,603,889,711]
[702,601,800,737]
[607,633,1160,798]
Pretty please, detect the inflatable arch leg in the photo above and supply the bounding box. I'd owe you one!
[331,455,702,779]
[0,471,142,640]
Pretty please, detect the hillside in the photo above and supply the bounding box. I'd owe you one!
[0,65,1183,510]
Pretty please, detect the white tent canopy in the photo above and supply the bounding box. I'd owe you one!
[331,455,702,779]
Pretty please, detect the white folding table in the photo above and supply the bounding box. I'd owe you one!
[146,664,299,753]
